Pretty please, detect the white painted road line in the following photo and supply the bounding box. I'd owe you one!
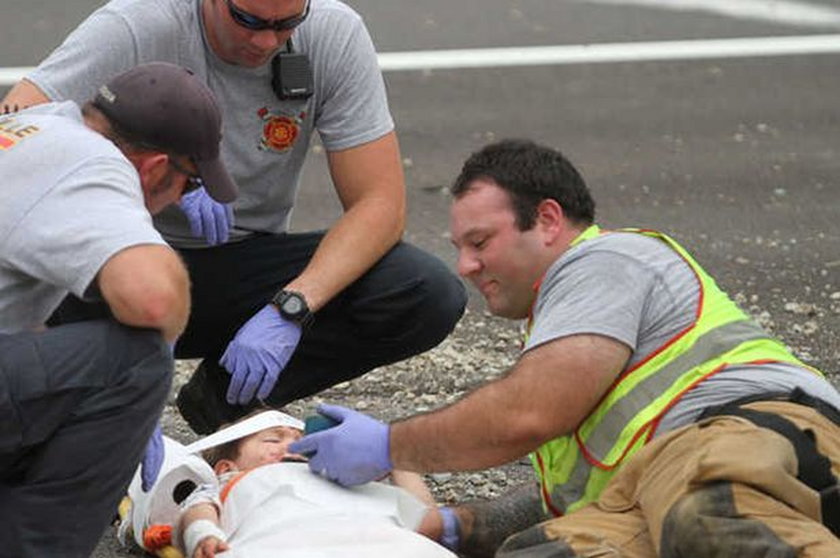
[2,35,840,85]
[576,0,840,29]
[0,67,32,86]
[377,35,840,72]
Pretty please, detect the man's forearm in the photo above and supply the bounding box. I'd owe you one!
[289,131,406,311]
[456,481,547,558]
[285,194,403,311]
[390,335,630,472]
[1,79,50,110]
[389,377,552,472]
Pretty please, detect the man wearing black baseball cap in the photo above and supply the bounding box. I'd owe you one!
[90,62,237,205]
[0,62,236,557]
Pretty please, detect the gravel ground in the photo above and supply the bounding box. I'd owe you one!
[99,293,840,556]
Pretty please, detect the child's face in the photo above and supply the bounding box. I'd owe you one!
[219,426,305,473]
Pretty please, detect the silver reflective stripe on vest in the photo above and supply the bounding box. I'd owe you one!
[552,319,771,511]
[583,319,770,460]
[553,458,590,514]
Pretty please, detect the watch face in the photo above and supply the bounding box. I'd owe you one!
[283,295,304,315]
[274,290,312,326]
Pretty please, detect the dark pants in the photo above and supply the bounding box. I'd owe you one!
[0,320,171,558]
[50,233,466,433]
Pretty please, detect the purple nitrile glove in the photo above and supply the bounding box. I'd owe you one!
[141,424,164,492]
[288,403,393,487]
[220,305,302,405]
[179,187,234,245]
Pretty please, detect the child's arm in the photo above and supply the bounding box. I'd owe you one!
[388,469,446,540]
[178,498,229,558]
[389,470,435,506]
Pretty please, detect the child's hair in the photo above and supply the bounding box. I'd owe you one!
[200,407,296,467]
[201,438,242,468]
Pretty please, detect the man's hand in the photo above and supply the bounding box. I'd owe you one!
[141,424,164,492]
[288,404,393,486]
[179,187,234,245]
[220,305,301,404]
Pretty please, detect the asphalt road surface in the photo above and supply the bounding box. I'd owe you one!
[2,1,839,555]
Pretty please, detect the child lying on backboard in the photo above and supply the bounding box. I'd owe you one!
[117,410,455,558]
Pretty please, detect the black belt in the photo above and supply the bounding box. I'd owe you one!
[698,388,840,538]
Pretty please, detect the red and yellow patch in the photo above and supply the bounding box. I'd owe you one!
[0,118,40,150]
[257,107,306,153]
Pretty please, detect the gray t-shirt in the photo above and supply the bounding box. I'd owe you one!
[0,101,165,333]
[27,0,394,247]
[525,230,840,435]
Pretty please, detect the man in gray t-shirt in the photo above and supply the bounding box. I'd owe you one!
[3,0,467,435]
[0,63,235,557]
[287,140,840,557]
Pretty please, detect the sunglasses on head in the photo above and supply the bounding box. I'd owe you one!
[226,0,311,32]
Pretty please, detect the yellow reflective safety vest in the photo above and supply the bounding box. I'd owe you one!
[528,226,820,517]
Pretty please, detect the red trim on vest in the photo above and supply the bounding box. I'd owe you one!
[535,451,564,517]
[574,422,650,472]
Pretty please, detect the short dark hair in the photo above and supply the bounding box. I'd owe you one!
[451,139,595,230]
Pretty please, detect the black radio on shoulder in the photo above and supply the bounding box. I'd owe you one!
[271,39,313,101]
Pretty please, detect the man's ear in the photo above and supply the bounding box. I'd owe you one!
[129,152,169,188]
[535,198,565,241]
[213,459,237,475]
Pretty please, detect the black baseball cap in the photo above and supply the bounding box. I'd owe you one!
[93,62,238,203]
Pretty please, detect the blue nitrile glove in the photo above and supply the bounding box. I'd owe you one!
[179,187,234,245]
[288,403,393,487]
[220,305,302,405]
[141,424,164,492]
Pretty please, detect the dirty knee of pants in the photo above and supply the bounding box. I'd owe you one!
[497,525,580,558]
[497,523,626,558]
[660,482,796,558]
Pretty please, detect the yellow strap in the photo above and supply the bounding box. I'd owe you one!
[569,224,601,248]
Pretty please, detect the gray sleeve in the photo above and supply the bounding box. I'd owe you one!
[311,11,394,151]
[525,250,655,352]
[27,6,143,104]
[5,158,166,299]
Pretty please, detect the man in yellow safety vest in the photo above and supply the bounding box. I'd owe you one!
[289,139,840,557]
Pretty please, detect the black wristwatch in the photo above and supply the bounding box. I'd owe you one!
[271,289,313,328]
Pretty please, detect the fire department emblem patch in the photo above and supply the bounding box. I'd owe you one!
[257,107,305,153]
